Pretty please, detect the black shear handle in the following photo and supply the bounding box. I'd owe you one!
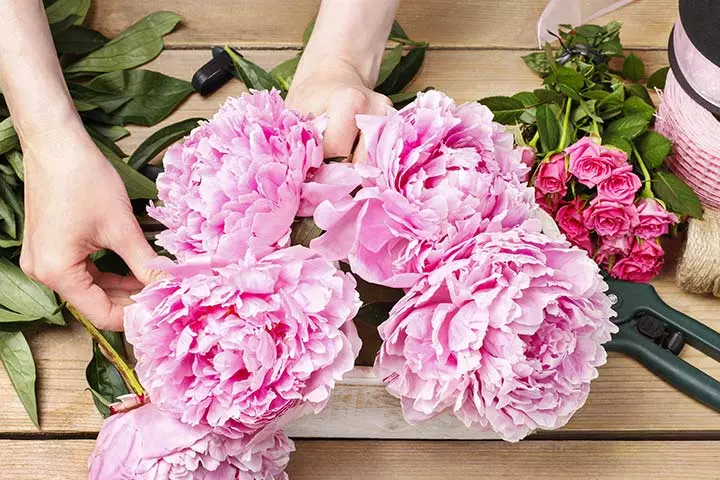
[607,324,720,411]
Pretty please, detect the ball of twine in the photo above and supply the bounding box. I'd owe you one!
[656,71,720,296]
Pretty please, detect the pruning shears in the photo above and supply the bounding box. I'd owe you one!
[604,276,720,411]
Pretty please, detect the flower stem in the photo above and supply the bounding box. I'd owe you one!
[528,130,540,149]
[592,119,600,136]
[632,146,655,198]
[66,304,145,397]
[558,97,573,150]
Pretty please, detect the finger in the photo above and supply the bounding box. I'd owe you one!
[106,219,160,286]
[56,269,125,331]
[87,261,144,291]
[323,89,370,158]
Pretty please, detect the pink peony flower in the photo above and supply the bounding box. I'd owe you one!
[583,200,639,237]
[149,89,327,261]
[567,137,627,187]
[634,198,678,239]
[375,226,617,442]
[611,237,665,282]
[555,198,592,253]
[124,246,362,437]
[596,165,642,204]
[88,403,294,480]
[311,90,535,288]
[594,235,633,268]
[534,153,569,196]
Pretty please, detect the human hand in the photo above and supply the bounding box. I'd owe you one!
[20,125,158,331]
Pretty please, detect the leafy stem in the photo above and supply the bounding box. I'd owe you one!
[66,304,145,397]
[558,97,573,150]
[632,146,654,198]
[528,130,540,148]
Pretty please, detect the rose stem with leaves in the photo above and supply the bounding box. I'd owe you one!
[66,304,145,397]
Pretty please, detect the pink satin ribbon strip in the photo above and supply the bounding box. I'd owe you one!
[537,0,638,47]
[671,19,720,110]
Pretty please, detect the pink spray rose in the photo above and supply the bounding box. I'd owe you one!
[583,200,639,237]
[594,235,633,268]
[149,90,329,261]
[375,226,617,442]
[517,146,536,182]
[311,90,535,288]
[634,198,678,239]
[88,403,294,480]
[567,137,627,187]
[596,165,642,204]
[555,198,592,252]
[124,246,362,437]
[534,153,569,196]
[611,238,665,282]
[535,189,562,214]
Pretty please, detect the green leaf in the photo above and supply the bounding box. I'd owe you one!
[555,66,585,91]
[290,217,323,248]
[224,46,282,91]
[0,118,19,155]
[376,44,404,87]
[0,194,16,239]
[128,117,202,170]
[389,20,409,41]
[0,258,63,325]
[45,0,90,25]
[478,96,525,125]
[557,83,583,102]
[652,171,703,218]
[85,330,131,418]
[0,177,20,239]
[512,91,539,107]
[622,96,655,121]
[302,16,316,45]
[64,12,182,74]
[6,151,24,181]
[626,83,653,105]
[54,26,109,56]
[635,131,672,170]
[355,302,395,327]
[0,308,40,323]
[522,52,552,77]
[622,53,645,82]
[602,135,633,155]
[536,104,560,153]
[375,46,425,96]
[603,114,649,140]
[109,157,158,199]
[270,55,301,93]
[86,124,130,142]
[534,88,563,104]
[647,66,670,89]
[84,70,194,126]
[48,14,81,37]
[68,83,133,113]
[0,331,38,427]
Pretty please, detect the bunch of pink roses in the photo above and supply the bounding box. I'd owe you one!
[534,137,678,282]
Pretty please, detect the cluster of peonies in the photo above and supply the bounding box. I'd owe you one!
[534,137,678,282]
[89,90,362,479]
[311,91,617,441]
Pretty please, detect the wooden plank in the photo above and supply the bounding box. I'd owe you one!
[1,440,718,480]
[87,0,678,49]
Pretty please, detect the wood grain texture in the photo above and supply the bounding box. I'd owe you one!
[87,0,678,49]
[1,440,719,480]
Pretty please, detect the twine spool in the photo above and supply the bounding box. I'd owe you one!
[656,14,720,296]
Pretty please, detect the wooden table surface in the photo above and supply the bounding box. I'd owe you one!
[2,1,720,478]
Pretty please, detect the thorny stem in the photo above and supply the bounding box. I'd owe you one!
[632,146,655,198]
[66,304,145,397]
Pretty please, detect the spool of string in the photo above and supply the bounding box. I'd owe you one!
[656,4,720,296]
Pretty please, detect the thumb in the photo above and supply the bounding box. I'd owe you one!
[106,217,161,286]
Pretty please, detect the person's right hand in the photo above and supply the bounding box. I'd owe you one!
[20,126,159,331]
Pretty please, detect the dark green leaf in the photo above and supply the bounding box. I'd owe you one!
[290,217,323,248]
[0,331,38,427]
[557,83,583,102]
[536,104,560,153]
[128,117,202,170]
[54,26,109,55]
[533,88,563,104]
[478,96,525,125]
[224,46,283,91]
[652,171,703,218]
[512,91,539,107]
[636,131,672,170]
[602,135,633,154]
[68,83,132,113]
[389,20,409,41]
[6,151,23,181]
[522,52,552,77]
[554,66,585,91]
[376,44,404,87]
[603,114,649,140]
[647,66,670,89]
[622,53,645,82]
[270,55,301,92]
[0,194,15,239]
[626,83,653,105]
[0,258,63,325]
[64,12,182,74]
[86,124,130,142]
[622,96,655,121]
[84,70,194,126]
[48,14,81,37]
[355,302,395,327]
[0,118,18,155]
[45,0,90,24]
[109,157,158,199]
[375,47,425,96]
[85,330,131,418]
[0,177,21,240]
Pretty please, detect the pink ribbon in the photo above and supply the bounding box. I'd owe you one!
[671,19,720,109]
[537,0,638,47]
